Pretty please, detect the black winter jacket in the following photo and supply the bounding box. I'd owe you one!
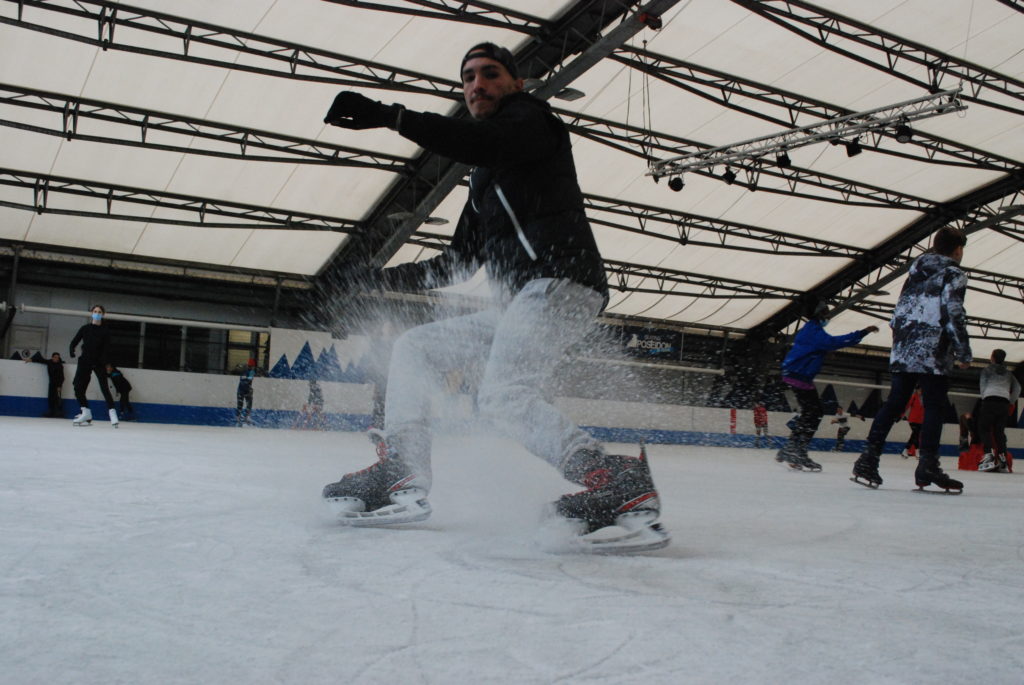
[70,323,111,366]
[382,92,608,301]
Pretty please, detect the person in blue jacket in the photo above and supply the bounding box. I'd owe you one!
[777,302,877,471]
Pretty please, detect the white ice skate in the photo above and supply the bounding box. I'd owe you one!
[977,453,998,471]
[72,407,93,426]
[109,408,119,428]
[538,508,670,555]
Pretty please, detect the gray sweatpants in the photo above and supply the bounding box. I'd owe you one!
[384,278,605,491]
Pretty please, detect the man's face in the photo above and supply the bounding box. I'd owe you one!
[462,56,523,119]
[51,354,60,362]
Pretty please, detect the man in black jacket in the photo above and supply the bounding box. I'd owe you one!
[319,43,667,552]
[25,352,65,417]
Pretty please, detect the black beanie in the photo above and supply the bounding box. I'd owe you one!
[460,42,519,79]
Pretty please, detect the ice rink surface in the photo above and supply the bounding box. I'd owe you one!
[2,416,1022,684]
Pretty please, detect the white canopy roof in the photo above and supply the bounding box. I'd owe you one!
[1,0,1022,359]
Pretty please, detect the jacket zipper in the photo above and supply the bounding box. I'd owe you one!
[495,183,538,261]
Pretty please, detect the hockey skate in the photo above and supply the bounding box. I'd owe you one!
[541,444,669,554]
[850,446,883,488]
[914,455,962,494]
[109,408,119,428]
[72,407,93,426]
[322,430,430,526]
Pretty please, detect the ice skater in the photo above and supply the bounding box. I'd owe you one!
[236,358,257,426]
[106,363,134,420]
[977,349,1020,473]
[900,387,923,458]
[319,42,668,552]
[830,406,861,452]
[776,301,877,471]
[851,227,972,492]
[25,351,65,417]
[753,401,769,448]
[68,305,118,427]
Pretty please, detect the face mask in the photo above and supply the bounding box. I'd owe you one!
[91,312,103,322]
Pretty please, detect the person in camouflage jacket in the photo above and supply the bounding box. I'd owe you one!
[852,226,972,490]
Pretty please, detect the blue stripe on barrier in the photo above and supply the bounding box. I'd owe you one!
[0,395,963,457]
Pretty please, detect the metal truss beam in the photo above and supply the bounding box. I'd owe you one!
[321,0,547,34]
[993,0,1024,15]
[0,0,463,97]
[0,238,311,289]
[0,168,360,232]
[0,0,939,211]
[732,0,1024,117]
[851,301,1024,342]
[751,171,1024,337]
[582,194,863,258]
[827,204,1024,317]
[405,231,802,300]
[611,46,1019,171]
[0,84,410,171]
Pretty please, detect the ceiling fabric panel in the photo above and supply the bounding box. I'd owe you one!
[0,0,1020,351]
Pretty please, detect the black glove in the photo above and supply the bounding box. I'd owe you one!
[324,92,403,130]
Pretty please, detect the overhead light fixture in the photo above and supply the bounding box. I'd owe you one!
[423,216,449,226]
[722,168,737,185]
[845,138,862,157]
[554,87,586,102]
[668,176,684,192]
[648,88,964,181]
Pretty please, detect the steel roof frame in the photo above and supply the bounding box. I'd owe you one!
[731,0,1024,117]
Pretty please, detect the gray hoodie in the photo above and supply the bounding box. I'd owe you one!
[980,363,1021,403]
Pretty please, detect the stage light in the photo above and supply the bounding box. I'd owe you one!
[668,176,684,192]
[776,150,791,168]
[894,123,913,143]
[722,168,737,185]
[845,138,862,157]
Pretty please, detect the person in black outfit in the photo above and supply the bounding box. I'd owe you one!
[25,352,65,417]
[317,42,668,551]
[69,304,117,425]
[106,363,134,419]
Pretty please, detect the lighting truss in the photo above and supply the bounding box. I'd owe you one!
[609,45,1017,172]
[649,89,966,180]
[0,169,360,232]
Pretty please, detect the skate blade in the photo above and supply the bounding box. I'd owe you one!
[538,511,670,555]
[849,475,880,489]
[325,488,431,527]
[913,486,962,495]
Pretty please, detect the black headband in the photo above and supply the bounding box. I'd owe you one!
[460,42,519,79]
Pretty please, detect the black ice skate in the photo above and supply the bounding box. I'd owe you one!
[322,430,430,525]
[775,444,820,472]
[914,455,963,494]
[544,444,669,554]
[850,446,883,488]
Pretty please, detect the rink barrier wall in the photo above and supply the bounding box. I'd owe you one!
[2,360,1019,458]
